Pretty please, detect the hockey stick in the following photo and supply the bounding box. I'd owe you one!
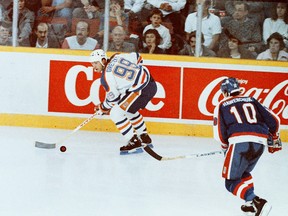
[143,146,223,161]
[35,112,98,149]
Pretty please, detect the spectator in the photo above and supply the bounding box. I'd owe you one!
[178,31,216,57]
[107,25,136,52]
[257,32,288,61]
[143,8,172,50]
[4,0,35,47]
[72,0,102,19]
[147,0,186,35]
[30,22,60,48]
[263,2,288,49]
[225,0,265,26]
[140,28,165,54]
[38,0,73,20]
[96,0,129,41]
[0,21,12,46]
[62,20,99,50]
[219,1,262,57]
[217,29,255,59]
[184,0,222,51]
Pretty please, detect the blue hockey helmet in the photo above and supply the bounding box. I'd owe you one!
[220,77,240,95]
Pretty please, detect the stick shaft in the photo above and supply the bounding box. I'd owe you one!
[144,146,222,161]
[57,112,98,144]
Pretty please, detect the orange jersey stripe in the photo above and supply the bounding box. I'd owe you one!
[118,121,130,131]
[131,116,144,126]
[119,92,139,111]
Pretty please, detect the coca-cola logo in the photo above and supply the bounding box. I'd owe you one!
[64,65,166,111]
[199,76,288,120]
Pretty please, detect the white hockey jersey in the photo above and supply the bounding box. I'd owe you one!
[101,52,151,109]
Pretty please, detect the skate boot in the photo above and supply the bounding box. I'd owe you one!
[241,197,272,216]
[120,135,143,155]
[241,201,256,216]
[253,196,272,216]
[139,133,154,148]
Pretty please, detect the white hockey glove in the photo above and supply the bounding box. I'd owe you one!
[94,103,110,115]
[267,133,282,154]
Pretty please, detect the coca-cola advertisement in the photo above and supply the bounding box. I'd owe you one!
[182,68,288,126]
[48,60,288,125]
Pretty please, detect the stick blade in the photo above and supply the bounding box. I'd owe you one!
[35,141,56,149]
[143,146,162,161]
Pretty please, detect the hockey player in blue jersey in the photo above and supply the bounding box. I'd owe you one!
[89,49,157,154]
[213,77,282,216]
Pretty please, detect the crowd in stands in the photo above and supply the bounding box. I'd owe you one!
[0,0,287,61]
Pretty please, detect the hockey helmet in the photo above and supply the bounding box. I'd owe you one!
[89,49,107,66]
[220,77,240,95]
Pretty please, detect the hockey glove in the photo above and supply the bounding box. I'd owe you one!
[95,103,110,115]
[267,133,282,153]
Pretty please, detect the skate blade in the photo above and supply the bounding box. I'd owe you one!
[120,147,143,155]
[259,203,272,216]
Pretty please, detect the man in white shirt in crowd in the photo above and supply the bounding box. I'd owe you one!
[184,0,221,51]
[62,20,100,50]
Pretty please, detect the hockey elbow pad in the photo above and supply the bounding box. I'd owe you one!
[267,133,282,153]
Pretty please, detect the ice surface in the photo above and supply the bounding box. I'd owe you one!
[0,126,287,216]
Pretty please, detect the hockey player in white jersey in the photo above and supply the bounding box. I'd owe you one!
[89,49,157,154]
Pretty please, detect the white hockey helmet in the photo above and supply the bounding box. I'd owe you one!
[89,49,107,66]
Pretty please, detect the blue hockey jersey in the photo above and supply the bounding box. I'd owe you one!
[213,95,280,147]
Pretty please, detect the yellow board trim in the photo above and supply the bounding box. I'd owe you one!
[0,114,287,142]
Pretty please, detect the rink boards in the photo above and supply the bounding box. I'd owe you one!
[0,46,287,141]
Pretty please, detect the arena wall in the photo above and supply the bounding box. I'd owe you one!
[0,46,287,141]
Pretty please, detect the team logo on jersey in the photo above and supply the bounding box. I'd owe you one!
[122,102,129,108]
[107,92,115,100]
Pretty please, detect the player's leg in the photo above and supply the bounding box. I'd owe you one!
[240,144,271,216]
[126,111,153,147]
[109,104,142,153]
[222,142,268,215]
[119,78,157,146]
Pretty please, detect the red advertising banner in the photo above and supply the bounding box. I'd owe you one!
[48,61,181,118]
[48,60,288,125]
[182,68,288,125]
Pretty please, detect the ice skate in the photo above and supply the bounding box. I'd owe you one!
[139,133,154,148]
[241,200,256,216]
[241,197,272,216]
[120,135,143,155]
[253,196,272,216]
